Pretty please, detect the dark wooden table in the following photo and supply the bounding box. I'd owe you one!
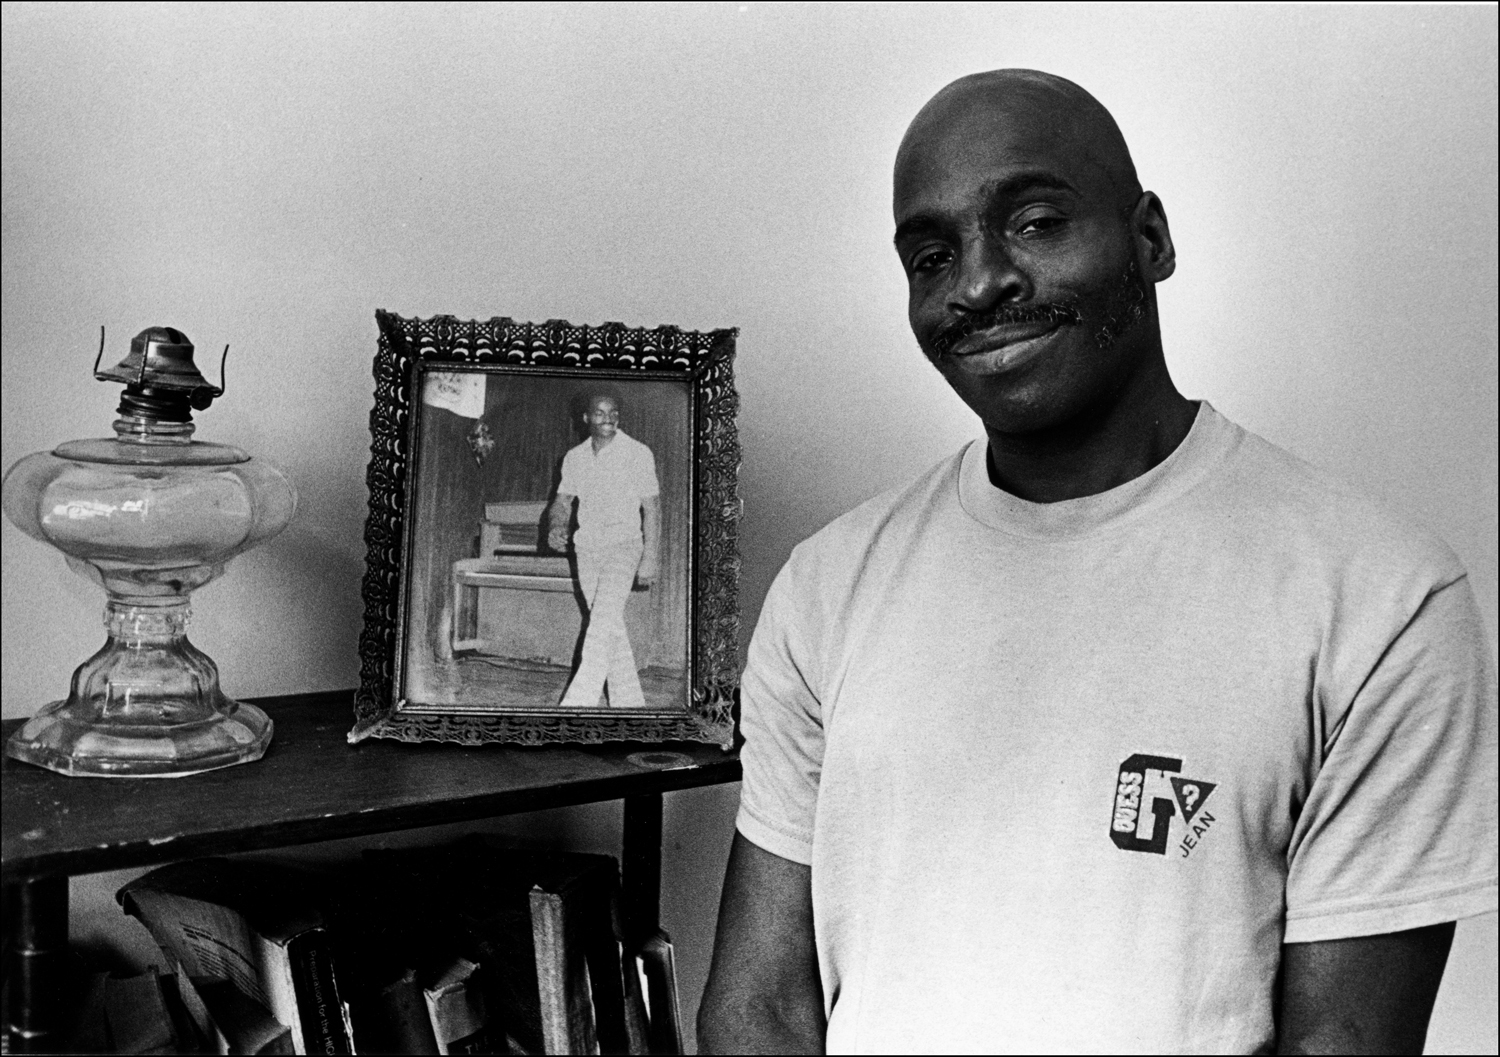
[1,690,742,1052]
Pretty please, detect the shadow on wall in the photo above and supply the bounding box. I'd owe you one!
[190,519,368,696]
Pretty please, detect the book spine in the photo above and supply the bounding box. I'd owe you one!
[582,923,631,1055]
[530,890,597,1055]
[377,969,439,1055]
[424,974,493,1055]
[256,934,306,1054]
[617,942,650,1057]
[530,891,571,1055]
[638,933,682,1056]
[289,930,353,1054]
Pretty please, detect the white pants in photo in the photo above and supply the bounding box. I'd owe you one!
[561,539,646,709]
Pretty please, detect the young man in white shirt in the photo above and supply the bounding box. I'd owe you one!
[699,70,1497,1054]
[548,393,661,709]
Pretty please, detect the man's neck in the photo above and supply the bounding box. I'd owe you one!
[984,360,1197,504]
[591,433,616,454]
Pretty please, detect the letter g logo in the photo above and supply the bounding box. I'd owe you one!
[1109,753,1182,855]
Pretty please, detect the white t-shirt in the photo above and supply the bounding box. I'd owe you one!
[737,403,1498,1055]
[557,429,660,550]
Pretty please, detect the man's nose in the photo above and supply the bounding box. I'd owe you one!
[948,236,1030,314]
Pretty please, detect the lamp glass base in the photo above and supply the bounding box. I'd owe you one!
[5,698,272,778]
[4,599,273,778]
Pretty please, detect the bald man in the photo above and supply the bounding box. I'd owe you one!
[699,71,1496,1054]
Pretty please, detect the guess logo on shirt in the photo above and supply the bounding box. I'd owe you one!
[1110,753,1219,857]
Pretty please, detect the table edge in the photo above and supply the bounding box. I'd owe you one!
[2,689,742,882]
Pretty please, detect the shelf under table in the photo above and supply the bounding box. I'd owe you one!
[1,689,742,883]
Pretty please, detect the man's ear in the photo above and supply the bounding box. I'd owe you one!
[1133,191,1176,284]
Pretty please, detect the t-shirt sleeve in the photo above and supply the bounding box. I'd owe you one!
[736,552,826,865]
[557,448,579,497]
[1284,574,1499,943]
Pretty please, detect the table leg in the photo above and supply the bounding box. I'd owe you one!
[4,876,68,1054]
[621,792,662,945]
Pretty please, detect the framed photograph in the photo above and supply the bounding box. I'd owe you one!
[351,312,740,748]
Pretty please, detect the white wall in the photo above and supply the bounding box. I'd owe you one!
[3,4,1495,1052]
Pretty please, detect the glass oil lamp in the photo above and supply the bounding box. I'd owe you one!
[2,327,296,777]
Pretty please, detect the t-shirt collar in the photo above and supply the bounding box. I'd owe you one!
[957,402,1237,540]
[590,428,632,456]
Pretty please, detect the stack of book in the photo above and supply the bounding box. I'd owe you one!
[90,839,682,1055]
[61,967,233,1054]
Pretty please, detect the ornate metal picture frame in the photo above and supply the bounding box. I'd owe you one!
[351,311,740,748]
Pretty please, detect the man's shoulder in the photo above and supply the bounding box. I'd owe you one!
[787,446,969,574]
[1210,413,1464,583]
[558,439,590,487]
[615,429,654,457]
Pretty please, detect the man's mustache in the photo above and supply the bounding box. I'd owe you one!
[929,302,1083,358]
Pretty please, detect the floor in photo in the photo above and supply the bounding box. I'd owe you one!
[408,654,688,711]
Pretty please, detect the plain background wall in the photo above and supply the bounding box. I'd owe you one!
[3,3,1495,1052]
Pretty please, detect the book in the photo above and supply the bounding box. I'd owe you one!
[422,956,495,1055]
[529,884,597,1056]
[62,970,111,1054]
[611,938,650,1057]
[176,970,294,1055]
[102,969,190,1054]
[117,859,353,1055]
[367,966,440,1055]
[635,932,682,1056]
[323,875,499,1055]
[366,837,649,1055]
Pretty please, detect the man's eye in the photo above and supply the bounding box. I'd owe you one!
[910,248,953,275]
[1015,215,1066,236]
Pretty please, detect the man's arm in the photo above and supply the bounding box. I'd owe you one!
[1276,922,1454,1055]
[636,495,661,585]
[698,833,825,1054]
[546,493,574,551]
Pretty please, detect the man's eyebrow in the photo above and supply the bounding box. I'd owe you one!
[893,214,945,246]
[981,171,1080,201]
[893,171,1081,246]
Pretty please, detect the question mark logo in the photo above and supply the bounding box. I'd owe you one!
[1170,775,1217,823]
